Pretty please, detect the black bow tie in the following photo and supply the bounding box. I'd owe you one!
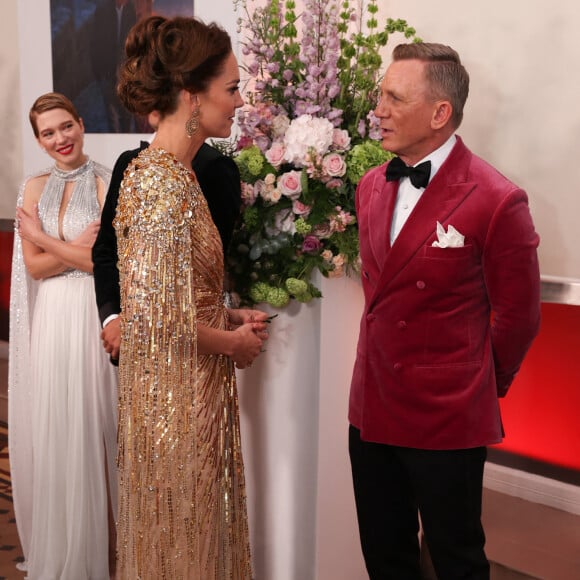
[385,157,431,189]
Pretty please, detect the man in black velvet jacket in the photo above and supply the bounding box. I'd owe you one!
[92,141,242,363]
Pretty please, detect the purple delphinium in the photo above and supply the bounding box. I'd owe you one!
[296,0,343,125]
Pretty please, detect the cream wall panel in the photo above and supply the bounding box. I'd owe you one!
[0,0,23,220]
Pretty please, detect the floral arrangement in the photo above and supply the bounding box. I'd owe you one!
[227,0,419,308]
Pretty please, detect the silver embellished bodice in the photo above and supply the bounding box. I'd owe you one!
[37,159,108,279]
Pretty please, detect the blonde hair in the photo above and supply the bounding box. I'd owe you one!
[29,92,81,138]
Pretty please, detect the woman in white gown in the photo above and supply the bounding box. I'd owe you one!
[9,92,118,579]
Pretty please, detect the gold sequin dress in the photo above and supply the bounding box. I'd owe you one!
[114,148,252,579]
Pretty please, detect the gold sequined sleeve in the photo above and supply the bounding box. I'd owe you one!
[114,154,200,575]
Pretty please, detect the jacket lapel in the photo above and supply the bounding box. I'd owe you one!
[368,175,398,269]
[371,138,476,304]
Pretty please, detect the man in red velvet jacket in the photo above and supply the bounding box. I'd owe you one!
[348,42,541,580]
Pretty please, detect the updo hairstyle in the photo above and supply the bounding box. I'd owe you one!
[117,15,232,118]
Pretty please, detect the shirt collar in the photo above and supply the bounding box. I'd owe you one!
[415,134,456,185]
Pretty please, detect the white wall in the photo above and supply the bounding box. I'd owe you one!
[0,0,23,221]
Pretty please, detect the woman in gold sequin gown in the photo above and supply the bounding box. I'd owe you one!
[114,16,269,579]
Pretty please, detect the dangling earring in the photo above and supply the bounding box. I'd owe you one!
[185,108,199,138]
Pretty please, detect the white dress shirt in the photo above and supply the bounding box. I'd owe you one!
[390,134,457,245]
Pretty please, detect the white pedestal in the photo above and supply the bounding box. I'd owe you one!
[315,274,367,580]
[237,298,321,580]
[237,274,368,580]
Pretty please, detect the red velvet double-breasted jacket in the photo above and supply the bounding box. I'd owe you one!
[349,137,541,450]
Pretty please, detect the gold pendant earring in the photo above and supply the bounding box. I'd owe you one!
[185,109,199,138]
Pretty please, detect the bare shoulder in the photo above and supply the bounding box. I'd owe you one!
[95,174,109,207]
[21,174,49,207]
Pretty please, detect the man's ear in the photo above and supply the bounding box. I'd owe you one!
[431,101,452,130]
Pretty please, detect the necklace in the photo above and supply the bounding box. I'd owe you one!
[52,158,92,182]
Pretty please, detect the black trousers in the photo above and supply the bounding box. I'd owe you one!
[349,425,490,580]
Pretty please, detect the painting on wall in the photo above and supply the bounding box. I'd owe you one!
[50,0,194,133]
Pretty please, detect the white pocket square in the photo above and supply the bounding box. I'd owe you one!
[432,221,465,248]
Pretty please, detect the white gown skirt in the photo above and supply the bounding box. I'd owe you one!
[26,274,117,580]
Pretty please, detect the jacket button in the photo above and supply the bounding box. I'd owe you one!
[366,313,376,322]
[363,270,370,279]
[393,363,403,371]
[397,320,407,330]
[416,280,426,289]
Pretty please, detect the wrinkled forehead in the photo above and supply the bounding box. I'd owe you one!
[386,58,427,82]
[381,59,428,94]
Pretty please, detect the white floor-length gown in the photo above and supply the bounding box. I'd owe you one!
[9,160,118,579]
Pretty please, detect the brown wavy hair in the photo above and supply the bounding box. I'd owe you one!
[393,42,470,129]
[29,92,81,138]
[117,15,232,117]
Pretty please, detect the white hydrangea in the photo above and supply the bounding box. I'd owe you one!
[283,114,335,167]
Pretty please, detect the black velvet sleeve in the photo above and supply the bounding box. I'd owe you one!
[193,143,242,255]
[92,145,144,325]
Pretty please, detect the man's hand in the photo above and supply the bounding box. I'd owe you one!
[101,316,121,361]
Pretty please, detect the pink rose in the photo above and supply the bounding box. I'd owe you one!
[265,141,286,168]
[328,254,346,278]
[332,253,345,268]
[255,179,281,204]
[302,235,322,254]
[277,170,303,199]
[321,250,333,262]
[332,128,351,151]
[241,182,257,205]
[312,223,333,239]
[322,153,347,177]
[262,187,282,204]
[324,178,343,189]
[254,179,265,197]
[292,200,312,217]
[330,208,355,233]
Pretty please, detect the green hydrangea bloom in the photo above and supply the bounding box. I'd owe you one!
[294,218,312,235]
[243,206,260,229]
[247,154,265,176]
[285,277,308,296]
[346,141,392,184]
[249,281,271,303]
[266,287,290,308]
[235,145,265,181]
